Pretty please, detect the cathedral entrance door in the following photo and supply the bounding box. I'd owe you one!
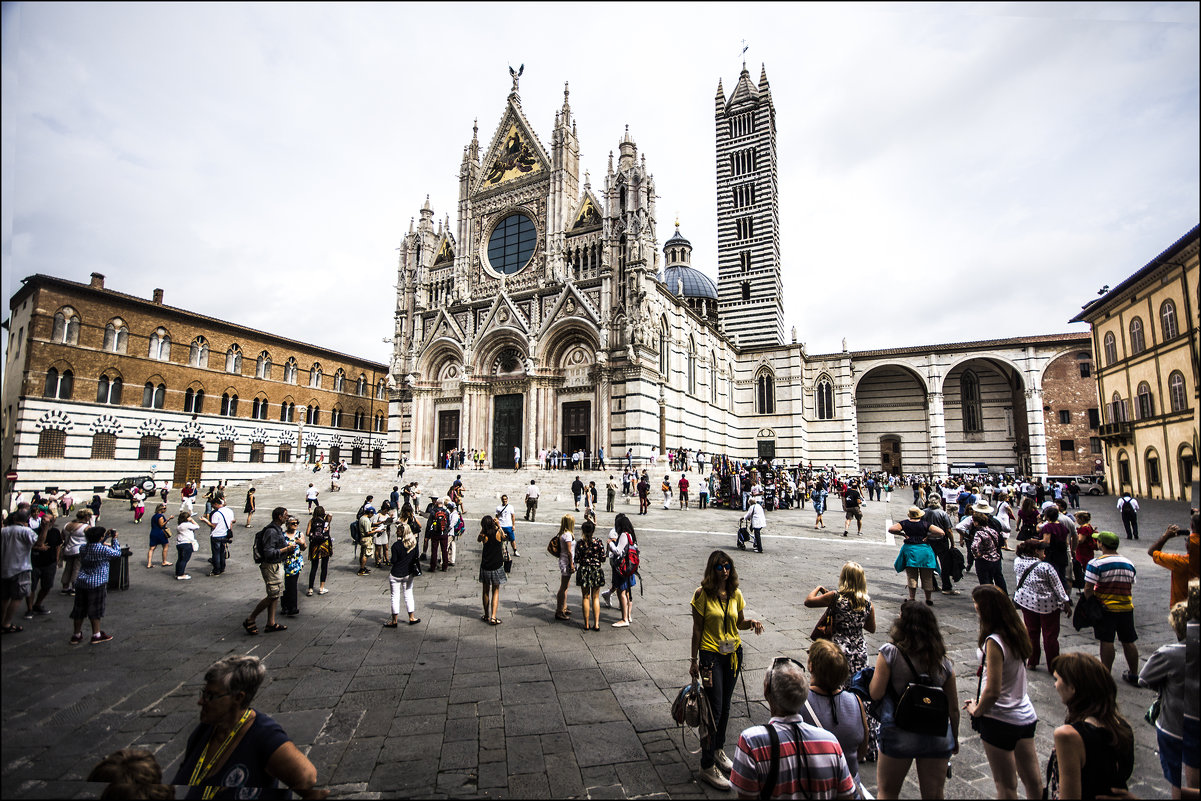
[438,410,461,461]
[173,438,204,487]
[492,394,523,469]
[562,401,591,457]
[880,436,902,476]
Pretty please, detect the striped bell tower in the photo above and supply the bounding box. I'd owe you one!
[714,63,783,348]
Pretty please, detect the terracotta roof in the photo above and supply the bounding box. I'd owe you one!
[1069,223,1200,323]
[11,273,389,370]
[835,331,1091,360]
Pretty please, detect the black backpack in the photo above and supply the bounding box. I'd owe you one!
[892,650,950,737]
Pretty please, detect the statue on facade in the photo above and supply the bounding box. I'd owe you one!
[509,63,524,94]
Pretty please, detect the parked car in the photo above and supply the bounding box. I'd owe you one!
[107,475,157,499]
[1048,475,1107,496]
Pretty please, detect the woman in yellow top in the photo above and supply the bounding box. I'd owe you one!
[688,549,765,791]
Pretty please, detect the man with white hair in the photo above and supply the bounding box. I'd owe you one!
[730,657,856,799]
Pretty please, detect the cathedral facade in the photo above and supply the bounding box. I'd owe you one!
[387,67,1092,478]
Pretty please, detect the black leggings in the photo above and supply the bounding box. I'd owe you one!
[308,557,328,588]
[698,650,739,770]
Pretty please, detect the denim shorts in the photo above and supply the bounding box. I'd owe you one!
[1157,728,1182,786]
[877,723,954,760]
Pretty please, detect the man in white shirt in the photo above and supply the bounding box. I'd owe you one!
[524,480,540,522]
[203,497,235,576]
[496,495,519,556]
[305,483,319,511]
[513,446,521,472]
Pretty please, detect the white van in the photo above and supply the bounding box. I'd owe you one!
[1047,475,1107,496]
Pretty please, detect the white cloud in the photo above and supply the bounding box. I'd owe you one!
[2,1,1197,362]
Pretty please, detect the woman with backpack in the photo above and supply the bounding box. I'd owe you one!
[964,585,1042,800]
[688,549,765,791]
[604,513,638,628]
[305,506,332,596]
[965,507,1007,592]
[868,601,960,800]
[552,514,576,621]
[1044,652,1135,799]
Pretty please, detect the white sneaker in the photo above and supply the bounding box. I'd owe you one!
[176,575,192,581]
[715,749,733,773]
[612,620,630,628]
[698,764,731,790]
[601,590,612,608]
[512,551,521,557]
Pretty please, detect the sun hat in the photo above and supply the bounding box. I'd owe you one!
[907,506,924,520]
[971,500,995,516]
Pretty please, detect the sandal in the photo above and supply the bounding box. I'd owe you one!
[242,618,259,636]
[161,562,172,567]
[383,621,399,628]
[488,618,503,625]
[264,623,287,633]
[2,624,24,634]
[408,618,421,625]
[306,589,314,597]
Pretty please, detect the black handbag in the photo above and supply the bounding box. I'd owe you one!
[502,544,513,574]
[1072,595,1105,631]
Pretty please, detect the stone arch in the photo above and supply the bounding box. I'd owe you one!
[539,318,600,370]
[473,331,528,377]
[943,356,1028,472]
[854,363,931,475]
[1036,347,1092,387]
[417,339,465,378]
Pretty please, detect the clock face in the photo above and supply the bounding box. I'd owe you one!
[487,213,537,275]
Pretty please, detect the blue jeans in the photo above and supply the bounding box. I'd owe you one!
[175,544,193,577]
[210,538,226,574]
[698,650,739,770]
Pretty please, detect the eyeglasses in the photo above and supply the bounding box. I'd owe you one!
[199,689,232,702]
[716,564,732,571]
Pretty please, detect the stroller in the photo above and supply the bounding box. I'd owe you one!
[736,518,751,550]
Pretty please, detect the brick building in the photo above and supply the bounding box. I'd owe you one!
[1040,349,1105,477]
[2,273,388,500]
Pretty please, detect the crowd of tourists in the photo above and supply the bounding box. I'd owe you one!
[3,461,1197,800]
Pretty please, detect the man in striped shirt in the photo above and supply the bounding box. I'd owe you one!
[730,657,857,800]
[1084,530,1141,684]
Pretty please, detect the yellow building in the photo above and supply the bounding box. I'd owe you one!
[1071,224,1199,502]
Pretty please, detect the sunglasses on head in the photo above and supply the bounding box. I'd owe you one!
[766,655,806,693]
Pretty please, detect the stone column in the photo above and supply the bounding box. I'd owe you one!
[410,389,429,467]
[524,381,537,468]
[1025,387,1049,479]
[597,368,612,460]
[927,391,948,478]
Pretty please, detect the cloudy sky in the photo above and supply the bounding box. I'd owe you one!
[3,2,1197,364]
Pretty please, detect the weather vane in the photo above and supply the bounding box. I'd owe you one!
[741,39,749,67]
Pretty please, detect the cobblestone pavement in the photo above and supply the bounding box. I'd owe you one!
[2,467,1191,799]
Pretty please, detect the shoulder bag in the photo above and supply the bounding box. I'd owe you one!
[809,604,834,642]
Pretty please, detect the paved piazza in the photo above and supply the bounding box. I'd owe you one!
[2,466,1190,799]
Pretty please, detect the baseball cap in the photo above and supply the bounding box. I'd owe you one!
[1092,530,1120,549]
[364,505,376,514]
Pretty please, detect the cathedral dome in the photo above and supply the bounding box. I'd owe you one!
[660,264,718,301]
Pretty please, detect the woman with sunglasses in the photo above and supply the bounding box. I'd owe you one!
[689,550,765,790]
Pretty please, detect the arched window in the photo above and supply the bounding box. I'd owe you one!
[37,429,67,458]
[1169,371,1187,412]
[141,381,166,409]
[103,319,128,354]
[221,392,239,417]
[43,367,74,400]
[356,374,367,396]
[331,407,343,428]
[226,345,243,374]
[1136,381,1154,419]
[1109,391,1128,423]
[96,374,123,405]
[138,435,161,460]
[184,387,206,414]
[374,412,385,432]
[1160,300,1178,341]
[710,365,718,405]
[816,377,835,420]
[333,369,345,393]
[1145,447,1162,486]
[687,338,697,395]
[148,328,171,361]
[659,325,670,378]
[376,379,386,400]
[728,362,736,413]
[1129,317,1145,355]
[354,410,365,430]
[284,358,298,384]
[1103,331,1117,365]
[306,404,320,425]
[961,370,983,432]
[309,364,322,388]
[90,432,116,460]
[52,307,81,345]
[189,337,210,368]
[756,369,775,415]
[256,351,272,380]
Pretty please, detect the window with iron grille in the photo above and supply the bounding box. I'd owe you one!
[91,432,117,460]
[249,443,265,463]
[138,436,161,460]
[37,429,67,458]
[217,440,235,462]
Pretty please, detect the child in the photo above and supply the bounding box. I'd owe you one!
[1071,510,1098,593]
